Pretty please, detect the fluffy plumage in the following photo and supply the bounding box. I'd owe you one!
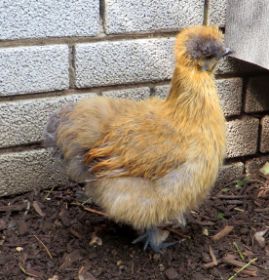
[44,25,230,250]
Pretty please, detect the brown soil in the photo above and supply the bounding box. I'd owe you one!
[0,175,269,280]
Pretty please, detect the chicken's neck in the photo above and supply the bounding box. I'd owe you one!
[164,66,223,124]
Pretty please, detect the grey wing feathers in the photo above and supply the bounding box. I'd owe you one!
[43,103,74,151]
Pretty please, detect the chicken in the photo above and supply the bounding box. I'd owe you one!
[44,25,232,252]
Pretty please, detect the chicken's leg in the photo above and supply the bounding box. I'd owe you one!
[132,227,177,252]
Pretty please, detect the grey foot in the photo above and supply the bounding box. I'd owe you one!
[132,227,178,252]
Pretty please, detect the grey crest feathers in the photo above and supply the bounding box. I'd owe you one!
[186,35,225,59]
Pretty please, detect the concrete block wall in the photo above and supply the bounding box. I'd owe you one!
[0,0,268,196]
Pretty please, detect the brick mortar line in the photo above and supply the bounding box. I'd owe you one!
[1,139,268,166]
[257,118,263,153]
[1,91,268,121]
[203,0,209,25]
[68,45,76,88]
[0,80,173,103]
[0,31,179,49]
[216,71,268,79]
[1,97,269,122]
[240,76,262,155]
[149,88,155,97]
[100,0,106,34]
[225,115,244,121]
[0,90,79,103]
[244,111,269,118]
[0,142,43,155]
[225,151,269,165]
[216,74,241,79]
[225,112,269,122]
[0,77,264,104]
[241,77,248,114]
[1,73,268,104]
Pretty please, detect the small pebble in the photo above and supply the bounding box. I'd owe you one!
[94,267,103,276]
[16,247,23,252]
[0,237,5,246]
[48,276,59,280]
[159,263,165,272]
[119,265,126,271]
[165,267,179,280]
[153,253,161,261]
[0,219,7,231]
[202,227,209,236]
[116,260,123,266]
[201,252,210,263]
[89,235,103,246]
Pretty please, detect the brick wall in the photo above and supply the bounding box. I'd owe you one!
[0,0,268,196]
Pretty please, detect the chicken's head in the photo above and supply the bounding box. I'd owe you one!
[175,25,233,73]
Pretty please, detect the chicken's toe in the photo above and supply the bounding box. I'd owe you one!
[132,227,178,252]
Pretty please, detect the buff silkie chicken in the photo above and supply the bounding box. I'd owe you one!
[44,25,232,252]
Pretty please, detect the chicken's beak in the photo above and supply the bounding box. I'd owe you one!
[223,48,234,57]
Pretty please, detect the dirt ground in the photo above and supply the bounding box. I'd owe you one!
[0,171,269,280]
